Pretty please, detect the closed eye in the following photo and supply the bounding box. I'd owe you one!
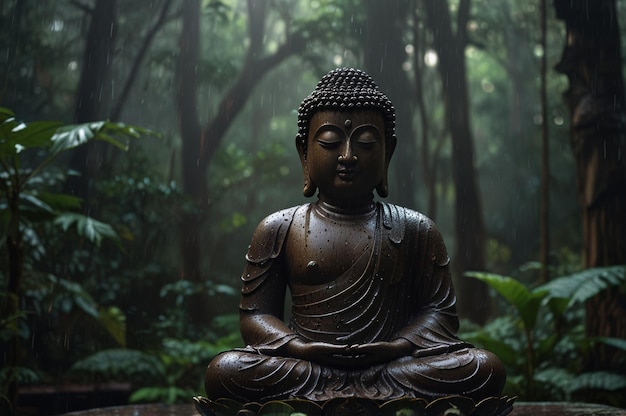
[354,130,379,149]
[316,129,343,149]
[317,139,341,149]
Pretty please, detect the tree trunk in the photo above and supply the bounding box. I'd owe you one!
[176,0,208,325]
[554,0,626,370]
[423,0,491,324]
[176,0,304,326]
[66,0,117,209]
[539,0,550,283]
[363,0,418,209]
[499,2,542,269]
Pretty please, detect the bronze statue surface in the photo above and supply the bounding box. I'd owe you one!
[197,68,509,414]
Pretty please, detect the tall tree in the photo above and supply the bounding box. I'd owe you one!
[539,0,550,283]
[65,0,117,206]
[176,0,305,325]
[554,0,626,369]
[66,0,173,210]
[362,0,418,208]
[422,0,491,323]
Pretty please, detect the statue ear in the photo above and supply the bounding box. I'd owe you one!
[296,137,317,197]
[376,136,397,198]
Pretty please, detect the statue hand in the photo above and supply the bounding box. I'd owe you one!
[347,338,413,366]
[285,338,351,366]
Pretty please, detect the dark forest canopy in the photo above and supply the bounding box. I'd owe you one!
[1,0,626,412]
[2,0,588,274]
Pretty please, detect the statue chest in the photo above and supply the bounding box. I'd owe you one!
[284,206,377,287]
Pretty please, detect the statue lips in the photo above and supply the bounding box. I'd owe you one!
[337,166,358,181]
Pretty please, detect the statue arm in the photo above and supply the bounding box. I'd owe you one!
[237,206,349,363]
[238,210,298,353]
[395,216,470,352]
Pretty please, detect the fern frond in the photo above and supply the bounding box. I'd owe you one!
[568,371,626,392]
[537,266,626,307]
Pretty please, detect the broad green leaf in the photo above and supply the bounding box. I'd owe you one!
[50,122,99,153]
[73,294,100,319]
[594,336,626,352]
[49,275,100,318]
[534,367,573,393]
[568,371,626,392]
[466,272,529,307]
[9,120,62,149]
[537,266,626,308]
[466,272,548,330]
[49,121,154,154]
[20,193,54,213]
[53,213,120,247]
[34,192,82,211]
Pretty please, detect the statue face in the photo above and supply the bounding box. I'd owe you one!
[304,110,389,206]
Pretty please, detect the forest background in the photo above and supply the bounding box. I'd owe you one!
[1,0,626,414]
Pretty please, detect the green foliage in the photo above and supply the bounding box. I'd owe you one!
[538,266,626,310]
[126,329,242,404]
[69,349,166,383]
[467,272,548,330]
[0,108,152,412]
[465,266,626,402]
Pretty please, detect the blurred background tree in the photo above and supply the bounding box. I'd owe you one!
[1,0,625,413]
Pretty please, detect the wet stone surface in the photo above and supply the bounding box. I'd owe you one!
[59,402,626,416]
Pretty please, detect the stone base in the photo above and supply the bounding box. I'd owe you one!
[59,401,626,416]
[193,395,515,416]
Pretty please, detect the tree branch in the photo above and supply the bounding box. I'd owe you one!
[110,0,174,120]
[199,28,305,164]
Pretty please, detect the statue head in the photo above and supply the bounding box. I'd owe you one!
[296,68,397,202]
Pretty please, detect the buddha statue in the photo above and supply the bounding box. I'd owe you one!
[202,68,506,404]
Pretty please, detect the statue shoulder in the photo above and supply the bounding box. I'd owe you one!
[245,205,303,264]
[379,202,449,267]
[379,202,429,241]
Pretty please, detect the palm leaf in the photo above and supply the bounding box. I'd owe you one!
[568,371,626,392]
[9,121,63,149]
[50,121,154,154]
[0,116,61,155]
[594,336,626,352]
[537,266,626,308]
[54,213,120,247]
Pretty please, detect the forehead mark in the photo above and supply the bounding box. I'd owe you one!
[344,119,352,129]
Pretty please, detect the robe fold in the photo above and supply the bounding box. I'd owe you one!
[205,202,505,402]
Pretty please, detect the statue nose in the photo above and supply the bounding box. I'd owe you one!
[338,141,357,162]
